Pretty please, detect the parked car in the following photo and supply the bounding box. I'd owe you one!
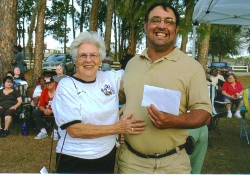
[42,54,75,75]
[207,62,233,78]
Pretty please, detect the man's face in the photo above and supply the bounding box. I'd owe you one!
[14,67,20,75]
[46,82,55,90]
[55,66,63,75]
[144,6,178,52]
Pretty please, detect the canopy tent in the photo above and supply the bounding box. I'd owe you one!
[191,0,250,57]
[193,0,250,26]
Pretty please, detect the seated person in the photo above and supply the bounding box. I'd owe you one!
[13,67,28,90]
[31,77,45,108]
[32,76,58,140]
[0,76,22,137]
[221,73,244,118]
[210,68,225,92]
[52,65,67,83]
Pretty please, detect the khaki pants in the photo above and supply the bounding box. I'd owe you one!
[117,143,191,174]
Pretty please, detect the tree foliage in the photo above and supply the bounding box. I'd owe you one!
[209,25,242,61]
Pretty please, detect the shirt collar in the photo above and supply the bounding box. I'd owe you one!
[139,47,180,62]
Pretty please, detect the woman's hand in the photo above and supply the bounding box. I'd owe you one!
[116,114,146,135]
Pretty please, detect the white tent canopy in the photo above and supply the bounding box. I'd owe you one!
[191,0,250,57]
[192,0,250,26]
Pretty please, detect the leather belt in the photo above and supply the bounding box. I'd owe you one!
[125,140,185,159]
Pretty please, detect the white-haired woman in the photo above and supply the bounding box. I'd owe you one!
[52,31,146,173]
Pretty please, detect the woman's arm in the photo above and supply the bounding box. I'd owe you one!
[10,97,22,110]
[66,114,146,139]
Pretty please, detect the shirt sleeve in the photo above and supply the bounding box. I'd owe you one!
[52,78,83,128]
[14,89,21,98]
[39,88,47,108]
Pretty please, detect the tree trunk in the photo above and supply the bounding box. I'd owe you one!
[71,0,75,39]
[114,1,118,61]
[0,0,17,81]
[63,0,69,54]
[89,0,99,31]
[105,0,114,52]
[33,0,46,86]
[197,23,211,72]
[180,0,194,53]
[129,24,136,55]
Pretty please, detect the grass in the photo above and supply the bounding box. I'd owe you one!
[0,115,249,173]
[201,116,250,174]
[0,71,249,173]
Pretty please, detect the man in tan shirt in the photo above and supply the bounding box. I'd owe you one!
[117,2,212,174]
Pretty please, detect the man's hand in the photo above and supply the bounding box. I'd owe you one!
[146,104,174,129]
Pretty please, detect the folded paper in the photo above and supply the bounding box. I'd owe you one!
[141,85,181,115]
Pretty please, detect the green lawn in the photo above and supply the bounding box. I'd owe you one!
[0,115,249,173]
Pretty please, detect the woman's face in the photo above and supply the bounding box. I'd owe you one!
[75,43,101,81]
[227,75,236,84]
[4,79,13,88]
[40,79,45,86]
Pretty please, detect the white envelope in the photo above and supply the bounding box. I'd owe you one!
[141,85,181,115]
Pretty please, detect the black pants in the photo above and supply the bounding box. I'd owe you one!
[32,109,58,131]
[56,146,117,174]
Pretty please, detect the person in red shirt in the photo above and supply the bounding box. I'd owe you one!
[32,76,58,140]
[221,73,244,118]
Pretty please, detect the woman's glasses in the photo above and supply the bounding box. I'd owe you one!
[77,53,99,61]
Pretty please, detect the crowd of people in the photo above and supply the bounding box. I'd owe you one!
[1,2,249,174]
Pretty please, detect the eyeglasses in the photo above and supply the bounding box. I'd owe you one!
[77,53,99,61]
[148,16,176,26]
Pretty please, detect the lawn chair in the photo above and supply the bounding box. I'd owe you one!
[208,85,226,135]
[240,88,250,145]
[8,84,32,135]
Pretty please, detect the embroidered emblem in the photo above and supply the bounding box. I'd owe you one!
[101,84,115,95]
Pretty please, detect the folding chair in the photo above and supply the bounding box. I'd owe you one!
[42,115,55,131]
[8,84,32,135]
[240,88,250,145]
[6,105,23,136]
[208,85,226,135]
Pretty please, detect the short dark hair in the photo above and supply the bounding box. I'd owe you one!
[13,45,23,52]
[6,70,14,77]
[3,76,14,86]
[144,2,180,26]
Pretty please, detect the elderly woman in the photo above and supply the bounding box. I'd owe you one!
[52,31,146,173]
[222,73,244,118]
[0,76,22,137]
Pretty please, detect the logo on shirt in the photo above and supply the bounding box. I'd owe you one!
[101,84,115,96]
